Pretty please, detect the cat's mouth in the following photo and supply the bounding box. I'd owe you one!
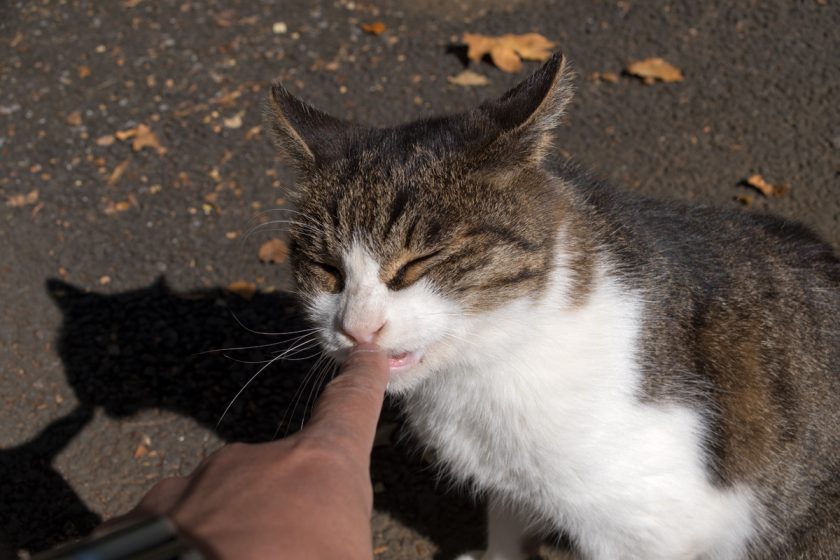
[387,349,423,372]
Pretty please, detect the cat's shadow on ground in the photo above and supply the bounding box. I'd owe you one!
[0,277,483,558]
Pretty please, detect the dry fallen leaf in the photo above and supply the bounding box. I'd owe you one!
[223,114,243,129]
[66,111,82,126]
[96,134,116,147]
[447,69,490,87]
[103,197,135,215]
[227,281,257,300]
[745,174,790,197]
[115,127,138,141]
[463,32,555,73]
[591,71,620,83]
[258,238,289,264]
[78,66,91,79]
[106,159,130,186]
[361,21,386,35]
[626,57,684,84]
[373,545,389,555]
[133,442,149,458]
[131,124,167,154]
[6,189,39,207]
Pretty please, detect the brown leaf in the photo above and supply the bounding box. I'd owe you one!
[96,134,116,147]
[227,281,257,300]
[78,66,91,79]
[463,32,555,73]
[115,127,138,141]
[258,239,289,264]
[223,114,243,129]
[373,545,389,555]
[744,174,790,197]
[447,69,490,87]
[131,124,167,155]
[66,111,82,126]
[6,189,39,207]
[361,21,386,35]
[626,58,684,84]
[106,159,130,186]
[133,442,149,458]
[591,71,620,83]
[103,196,136,215]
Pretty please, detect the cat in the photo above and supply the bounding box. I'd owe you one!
[266,53,840,559]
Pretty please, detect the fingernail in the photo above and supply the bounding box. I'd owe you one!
[349,343,381,355]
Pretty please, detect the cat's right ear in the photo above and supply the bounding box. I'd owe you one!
[466,52,573,167]
[267,84,354,170]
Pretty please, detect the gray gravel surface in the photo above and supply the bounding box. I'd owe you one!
[1,0,838,558]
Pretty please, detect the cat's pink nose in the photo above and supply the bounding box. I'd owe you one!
[341,320,386,344]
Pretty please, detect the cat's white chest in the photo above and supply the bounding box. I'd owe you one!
[403,275,756,560]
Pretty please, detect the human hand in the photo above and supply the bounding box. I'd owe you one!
[122,343,389,560]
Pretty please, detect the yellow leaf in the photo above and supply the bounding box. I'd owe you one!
[463,32,555,73]
[447,70,490,87]
[626,57,684,84]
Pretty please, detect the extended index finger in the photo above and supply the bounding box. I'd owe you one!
[304,344,389,459]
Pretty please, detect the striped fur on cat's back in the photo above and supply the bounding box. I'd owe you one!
[266,53,840,559]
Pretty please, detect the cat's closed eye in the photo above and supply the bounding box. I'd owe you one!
[310,260,343,292]
[386,249,442,290]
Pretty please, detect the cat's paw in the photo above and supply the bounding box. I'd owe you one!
[453,552,484,560]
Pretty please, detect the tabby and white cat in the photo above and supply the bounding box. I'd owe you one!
[267,53,840,559]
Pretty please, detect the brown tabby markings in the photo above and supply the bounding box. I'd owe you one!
[269,52,840,558]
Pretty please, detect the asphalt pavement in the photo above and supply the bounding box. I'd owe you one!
[1,1,839,558]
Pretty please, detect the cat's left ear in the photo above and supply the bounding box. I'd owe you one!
[469,52,573,165]
[267,84,356,170]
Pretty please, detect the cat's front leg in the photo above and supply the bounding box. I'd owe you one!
[456,495,539,560]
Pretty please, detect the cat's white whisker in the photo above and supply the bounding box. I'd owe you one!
[276,353,329,438]
[217,351,286,428]
[300,358,338,430]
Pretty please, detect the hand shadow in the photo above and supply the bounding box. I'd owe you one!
[0,277,483,558]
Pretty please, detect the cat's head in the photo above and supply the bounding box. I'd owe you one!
[268,53,574,393]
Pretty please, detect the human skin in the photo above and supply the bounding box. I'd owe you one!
[120,343,389,559]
